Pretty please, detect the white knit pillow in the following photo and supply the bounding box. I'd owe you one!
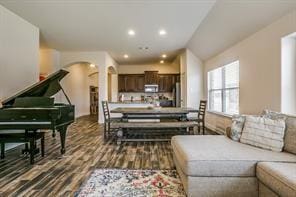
[240,116,286,152]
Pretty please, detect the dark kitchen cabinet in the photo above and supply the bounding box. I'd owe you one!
[136,75,145,92]
[158,75,173,92]
[144,71,158,84]
[158,74,180,92]
[118,74,145,92]
[118,75,126,92]
[125,76,137,92]
[119,73,180,93]
[159,100,173,107]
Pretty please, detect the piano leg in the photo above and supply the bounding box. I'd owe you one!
[52,129,56,138]
[1,143,4,159]
[58,126,67,154]
[41,134,45,157]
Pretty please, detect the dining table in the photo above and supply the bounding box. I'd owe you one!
[111,107,199,121]
[110,107,199,143]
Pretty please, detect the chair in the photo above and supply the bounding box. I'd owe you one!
[188,100,207,135]
[101,101,121,140]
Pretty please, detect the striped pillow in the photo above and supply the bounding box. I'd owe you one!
[240,116,286,152]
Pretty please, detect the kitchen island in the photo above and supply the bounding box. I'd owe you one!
[108,101,155,118]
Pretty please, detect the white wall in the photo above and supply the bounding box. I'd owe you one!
[0,5,39,150]
[179,49,204,109]
[106,53,118,102]
[180,52,187,107]
[281,34,296,114]
[202,9,296,134]
[60,51,118,123]
[0,5,39,101]
[62,63,92,117]
[186,49,204,108]
[39,49,60,75]
[89,72,99,87]
[118,62,180,74]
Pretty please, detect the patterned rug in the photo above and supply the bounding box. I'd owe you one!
[76,169,186,197]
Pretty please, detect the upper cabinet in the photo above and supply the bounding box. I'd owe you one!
[144,71,158,85]
[158,74,173,92]
[118,74,145,92]
[118,75,126,92]
[158,74,180,92]
[119,73,180,93]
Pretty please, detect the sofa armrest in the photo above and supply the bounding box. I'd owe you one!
[225,127,231,138]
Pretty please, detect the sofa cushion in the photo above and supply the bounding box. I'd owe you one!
[240,116,285,152]
[259,182,279,197]
[171,136,296,177]
[174,155,258,197]
[257,162,296,197]
[262,110,296,155]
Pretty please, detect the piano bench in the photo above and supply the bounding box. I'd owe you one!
[0,131,46,164]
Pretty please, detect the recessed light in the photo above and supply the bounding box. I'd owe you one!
[162,54,167,58]
[90,64,96,68]
[128,30,135,36]
[160,60,164,64]
[159,29,167,36]
[124,54,129,58]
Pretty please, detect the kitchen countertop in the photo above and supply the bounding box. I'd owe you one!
[109,101,153,104]
[109,100,173,104]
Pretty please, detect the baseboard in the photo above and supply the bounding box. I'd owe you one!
[205,122,225,135]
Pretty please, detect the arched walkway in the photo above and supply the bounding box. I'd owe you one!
[59,51,118,123]
[61,62,98,120]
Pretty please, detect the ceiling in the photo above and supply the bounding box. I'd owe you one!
[1,1,296,64]
[0,0,215,64]
[187,0,296,61]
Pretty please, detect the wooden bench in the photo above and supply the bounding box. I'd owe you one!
[112,121,198,144]
[0,131,45,164]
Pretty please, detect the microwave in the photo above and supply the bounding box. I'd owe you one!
[144,85,159,93]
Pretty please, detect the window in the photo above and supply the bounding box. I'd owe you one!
[208,61,239,115]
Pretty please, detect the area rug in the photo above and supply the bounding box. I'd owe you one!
[76,169,186,197]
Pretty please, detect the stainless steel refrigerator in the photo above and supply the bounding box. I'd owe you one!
[173,82,181,107]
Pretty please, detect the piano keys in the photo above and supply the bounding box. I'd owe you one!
[0,70,75,162]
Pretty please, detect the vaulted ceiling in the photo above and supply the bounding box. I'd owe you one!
[187,0,296,60]
[0,0,215,64]
[1,0,296,64]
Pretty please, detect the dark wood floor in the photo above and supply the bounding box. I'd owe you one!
[0,116,176,196]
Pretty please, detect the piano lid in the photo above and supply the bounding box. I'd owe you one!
[2,69,69,106]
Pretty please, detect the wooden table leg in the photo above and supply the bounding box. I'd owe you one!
[117,129,123,145]
[29,139,35,164]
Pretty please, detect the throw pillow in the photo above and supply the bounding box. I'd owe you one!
[240,116,286,152]
[262,110,296,154]
[230,115,246,141]
[262,109,287,120]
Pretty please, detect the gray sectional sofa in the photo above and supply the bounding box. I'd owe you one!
[172,113,296,197]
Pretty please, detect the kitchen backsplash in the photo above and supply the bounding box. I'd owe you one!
[118,92,173,101]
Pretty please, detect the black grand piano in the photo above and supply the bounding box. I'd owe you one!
[0,69,75,163]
